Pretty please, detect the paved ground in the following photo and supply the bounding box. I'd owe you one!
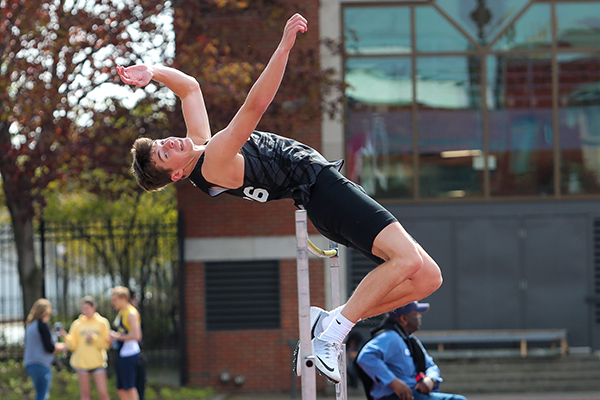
[463,393,600,400]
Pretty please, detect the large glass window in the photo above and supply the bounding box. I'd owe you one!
[343,1,600,201]
[558,53,600,195]
[345,57,414,199]
[418,56,484,198]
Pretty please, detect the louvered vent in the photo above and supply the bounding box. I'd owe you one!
[205,260,280,330]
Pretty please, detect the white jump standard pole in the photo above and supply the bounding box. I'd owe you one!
[295,209,348,400]
[328,240,347,400]
[295,210,316,400]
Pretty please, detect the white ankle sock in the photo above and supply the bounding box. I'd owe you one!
[321,305,345,330]
[319,312,355,345]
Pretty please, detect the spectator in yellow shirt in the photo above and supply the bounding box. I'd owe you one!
[59,296,111,400]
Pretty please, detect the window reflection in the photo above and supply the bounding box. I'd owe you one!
[416,6,472,52]
[344,6,410,55]
[345,58,414,199]
[558,53,600,195]
[435,0,528,44]
[492,3,550,51]
[488,54,554,196]
[417,56,483,198]
[557,3,600,49]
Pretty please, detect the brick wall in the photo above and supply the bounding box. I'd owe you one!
[177,183,302,238]
[185,259,328,393]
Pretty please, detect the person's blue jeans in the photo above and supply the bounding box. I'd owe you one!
[379,391,467,400]
[25,364,52,400]
[414,391,467,400]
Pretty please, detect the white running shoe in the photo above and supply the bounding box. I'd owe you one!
[312,336,342,383]
[293,306,329,377]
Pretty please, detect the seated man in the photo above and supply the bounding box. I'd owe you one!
[356,302,466,400]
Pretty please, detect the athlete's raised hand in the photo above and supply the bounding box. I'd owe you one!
[117,64,153,87]
[201,13,308,187]
[278,13,307,52]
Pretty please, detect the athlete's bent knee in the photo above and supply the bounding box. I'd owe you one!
[406,255,424,279]
[391,248,423,280]
[430,270,443,293]
[421,262,443,296]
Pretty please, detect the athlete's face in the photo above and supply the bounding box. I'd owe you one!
[153,136,196,180]
[111,294,126,311]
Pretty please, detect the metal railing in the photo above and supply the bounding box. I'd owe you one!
[0,219,185,384]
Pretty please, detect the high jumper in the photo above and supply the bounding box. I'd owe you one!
[118,13,442,383]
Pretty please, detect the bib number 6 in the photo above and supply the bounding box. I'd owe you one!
[243,186,269,203]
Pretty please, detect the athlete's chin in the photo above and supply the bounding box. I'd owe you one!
[184,137,195,150]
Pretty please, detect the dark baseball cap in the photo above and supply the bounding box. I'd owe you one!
[387,301,430,317]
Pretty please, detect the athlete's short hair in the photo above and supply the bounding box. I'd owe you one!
[112,286,131,301]
[131,137,173,191]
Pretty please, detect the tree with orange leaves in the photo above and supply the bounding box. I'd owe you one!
[0,0,170,318]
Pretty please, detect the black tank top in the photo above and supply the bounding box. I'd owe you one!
[188,131,342,206]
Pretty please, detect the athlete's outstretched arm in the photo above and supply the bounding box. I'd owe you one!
[116,65,211,144]
[202,13,307,181]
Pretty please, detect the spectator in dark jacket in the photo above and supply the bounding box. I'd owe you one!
[357,302,466,400]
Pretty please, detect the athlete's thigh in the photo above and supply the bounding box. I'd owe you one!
[371,221,422,262]
[306,168,396,263]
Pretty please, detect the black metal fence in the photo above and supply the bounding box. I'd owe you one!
[0,218,185,385]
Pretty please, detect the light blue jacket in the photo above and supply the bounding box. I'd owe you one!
[357,329,442,400]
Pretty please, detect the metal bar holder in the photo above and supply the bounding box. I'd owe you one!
[295,210,347,400]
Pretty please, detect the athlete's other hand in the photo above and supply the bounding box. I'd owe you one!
[278,13,307,52]
[117,64,153,87]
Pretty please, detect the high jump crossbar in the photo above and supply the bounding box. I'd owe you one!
[295,209,347,400]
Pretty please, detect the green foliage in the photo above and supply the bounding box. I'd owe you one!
[40,184,178,302]
[0,360,214,400]
[139,315,180,349]
[43,184,177,226]
[0,179,7,225]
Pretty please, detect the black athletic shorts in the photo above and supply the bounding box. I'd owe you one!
[305,166,398,265]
